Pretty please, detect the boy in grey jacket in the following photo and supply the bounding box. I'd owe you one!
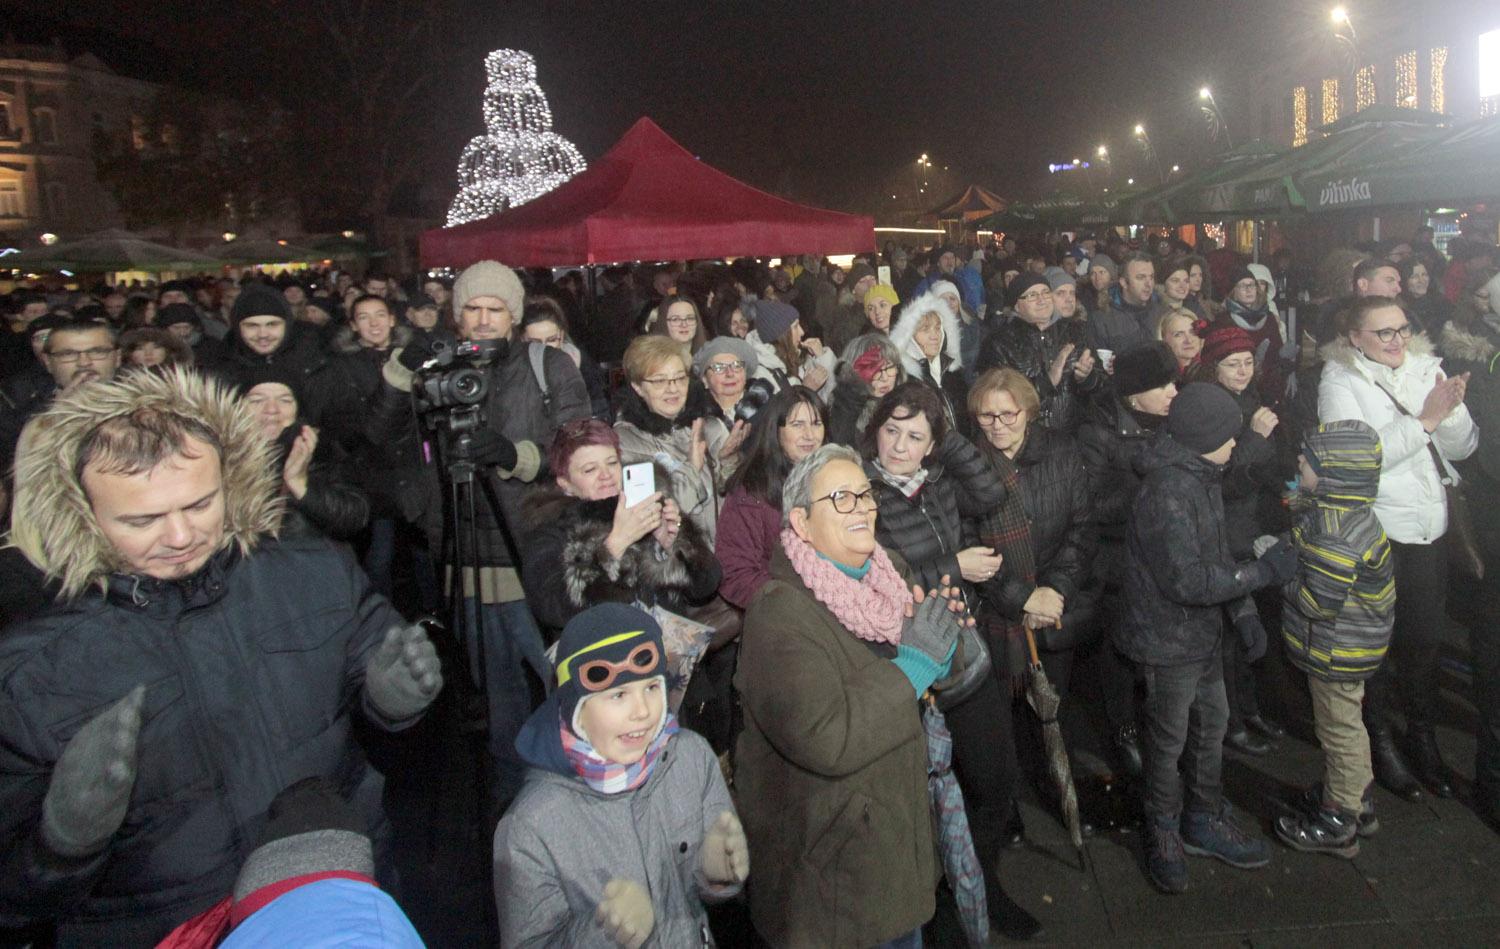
[493,603,747,947]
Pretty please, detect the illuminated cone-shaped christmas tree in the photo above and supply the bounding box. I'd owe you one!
[446,49,586,226]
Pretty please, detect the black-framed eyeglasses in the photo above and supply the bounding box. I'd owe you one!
[812,487,876,514]
[1360,324,1414,344]
[975,409,1023,426]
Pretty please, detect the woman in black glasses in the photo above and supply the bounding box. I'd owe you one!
[1319,295,1477,801]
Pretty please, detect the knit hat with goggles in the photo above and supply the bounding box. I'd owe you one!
[554,603,667,738]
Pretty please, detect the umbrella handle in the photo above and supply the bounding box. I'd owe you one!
[1024,625,1040,666]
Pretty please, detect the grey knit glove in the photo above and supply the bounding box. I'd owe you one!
[901,588,965,665]
[41,685,146,858]
[364,625,443,721]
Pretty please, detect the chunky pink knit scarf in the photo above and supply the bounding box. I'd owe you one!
[780,529,909,645]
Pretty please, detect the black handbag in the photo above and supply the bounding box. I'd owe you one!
[931,622,993,711]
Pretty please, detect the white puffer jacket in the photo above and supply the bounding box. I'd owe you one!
[1317,336,1477,544]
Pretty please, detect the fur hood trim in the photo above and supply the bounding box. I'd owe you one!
[9,368,283,598]
[1438,322,1496,364]
[888,289,962,376]
[331,322,414,356]
[1319,331,1434,370]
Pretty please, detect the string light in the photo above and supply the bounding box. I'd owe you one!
[446,49,587,226]
[1429,46,1448,114]
[1355,65,1376,110]
[1395,50,1417,108]
[1293,86,1308,146]
[1322,77,1340,125]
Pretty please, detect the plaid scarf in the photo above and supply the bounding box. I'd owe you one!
[560,711,679,795]
[973,439,1037,690]
[873,459,929,499]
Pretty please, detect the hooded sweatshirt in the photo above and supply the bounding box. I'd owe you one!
[494,696,742,947]
[1282,419,1395,682]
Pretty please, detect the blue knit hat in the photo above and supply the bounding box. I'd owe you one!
[554,604,666,737]
[749,298,799,343]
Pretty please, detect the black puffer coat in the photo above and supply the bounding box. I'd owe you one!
[1076,395,1160,588]
[271,421,371,541]
[520,485,722,639]
[1219,384,1294,561]
[1011,425,1096,600]
[1117,433,1277,666]
[0,541,404,946]
[975,315,1101,433]
[867,431,1006,589]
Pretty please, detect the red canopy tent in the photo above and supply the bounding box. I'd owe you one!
[421,117,875,268]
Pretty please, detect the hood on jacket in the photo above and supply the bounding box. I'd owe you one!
[1438,321,1496,365]
[1302,418,1381,503]
[1134,430,1225,481]
[330,322,414,357]
[9,367,283,599]
[516,692,576,777]
[888,289,962,377]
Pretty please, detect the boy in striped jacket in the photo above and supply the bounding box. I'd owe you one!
[1274,419,1395,858]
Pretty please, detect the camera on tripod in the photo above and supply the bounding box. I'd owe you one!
[411,337,508,436]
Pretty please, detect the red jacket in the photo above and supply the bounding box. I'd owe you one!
[715,486,782,609]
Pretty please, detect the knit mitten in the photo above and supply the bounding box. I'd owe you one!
[595,879,654,949]
[364,624,443,720]
[41,685,145,858]
[700,811,749,885]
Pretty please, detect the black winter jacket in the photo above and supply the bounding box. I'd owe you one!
[272,421,371,541]
[520,487,721,640]
[975,316,1101,434]
[867,431,1006,590]
[1012,425,1096,600]
[0,540,407,946]
[1218,384,1294,560]
[1077,396,1160,587]
[1117,433,1277,666]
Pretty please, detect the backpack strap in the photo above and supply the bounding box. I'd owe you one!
[528,341,552,415]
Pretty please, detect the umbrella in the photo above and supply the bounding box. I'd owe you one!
[4,228,220,273]
[213,238,327,266]
[1025,623,1085,862]
[923,700,989,949]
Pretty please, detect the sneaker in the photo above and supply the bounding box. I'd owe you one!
[1144,816,1188,894]
[1274,808,1360,859]
[1224,728,1272,756]
[1181,805,1271,869]
[1296,783,1379,837]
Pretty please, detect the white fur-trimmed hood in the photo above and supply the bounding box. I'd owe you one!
[888,289,962,376]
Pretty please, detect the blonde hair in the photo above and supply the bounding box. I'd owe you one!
[1155,307,1197,341]
[967,367,1040,418]
[623,334,690,383]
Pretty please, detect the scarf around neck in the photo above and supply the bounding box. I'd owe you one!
[560,709,679,795]
[873,458,929,499]
[1227,298,1270,331]
[781,528,909,645]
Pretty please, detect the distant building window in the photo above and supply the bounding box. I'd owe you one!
[0,180,23,217]
[44,182,66,218]
[33,107,57,145]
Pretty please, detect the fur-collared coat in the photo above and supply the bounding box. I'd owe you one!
[520,482,721,639]
[888,289,970,431]
[1,369,409,944]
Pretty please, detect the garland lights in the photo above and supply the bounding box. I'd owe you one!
[1322,77,1341,125]
[446,49,587,226]
[1292,86,1308,146]
[1429,46,1447,114]
[1395,50,1417,108]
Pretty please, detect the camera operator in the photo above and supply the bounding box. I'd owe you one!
[372,260,590,811]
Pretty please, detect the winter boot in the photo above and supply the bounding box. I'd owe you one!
[1297,783,1379,837]
[1181,803,1271,869]
[1224,728,1272,755]
[1275,807,1361,859]
[1406,722,1454,797]
[1113,723,1144,778]
[1144,815,1188,894]
[1368,723,1422,801]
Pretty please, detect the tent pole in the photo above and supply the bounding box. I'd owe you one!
[1373,215,1381,243]
[585,264,598,324]
[1252,220,1260,264]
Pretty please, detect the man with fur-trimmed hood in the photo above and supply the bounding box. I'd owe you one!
[0,369,442,945]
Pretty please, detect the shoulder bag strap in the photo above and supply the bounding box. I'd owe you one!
[1373,382,1459,487]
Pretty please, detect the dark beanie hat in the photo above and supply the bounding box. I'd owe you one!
[1007,272,1050,307]
[1113,342,1178,397]
[231,360,307,406]
[156,302,203,331]
[1200,324,1255,366]
[26,312,71,340]
[1165,382,1242,454]
[1222,265,1258,301]
[554,603,666,737]
[231,283,293,327]
[847,262,876,286]
[749,298,800,343]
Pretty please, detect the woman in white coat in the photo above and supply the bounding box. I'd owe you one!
[1318,294,1477,801]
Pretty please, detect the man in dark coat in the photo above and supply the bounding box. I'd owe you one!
[1120,383,1297,894]
[1086,251,1156,357]
[976,273,1101,434]
[206,282,330,384]
[0,369,441,945]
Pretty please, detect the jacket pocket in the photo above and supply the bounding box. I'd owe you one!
[255,608,351,749]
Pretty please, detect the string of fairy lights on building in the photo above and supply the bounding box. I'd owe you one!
[1292,86,1308,146]
[1355,65,1376,110]
[1395,50,1417,108]
[446,49,587,226]
[1321,77,1340,125]
[1429,46,1447,114]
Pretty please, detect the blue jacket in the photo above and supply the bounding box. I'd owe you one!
[222,878,424,948]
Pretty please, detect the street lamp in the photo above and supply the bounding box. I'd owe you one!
[1171,164,1181,173]
[1134,123,1165,184]
[1198,85,1234,147]
[1096,145,1108,159]
[1331,6,1364,87]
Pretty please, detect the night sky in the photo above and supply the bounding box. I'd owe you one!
[3,0,1494,215]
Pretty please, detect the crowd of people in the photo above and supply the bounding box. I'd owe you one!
[1,224,1499,947]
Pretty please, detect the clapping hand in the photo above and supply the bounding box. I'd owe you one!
[700,811,750,885]
[41,685,145,857]
[282,425,317,499]
[364,625,443,720]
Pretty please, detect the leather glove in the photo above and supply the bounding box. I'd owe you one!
[41,685,146,858]
[364,625,443,721]
[595,879,654,949]
[700,811,750,885]
[395,334,434,373]
[1235,614,1268,664]
[468,428,518,470]
[901,589,965,666]
[1257,538,1299,586]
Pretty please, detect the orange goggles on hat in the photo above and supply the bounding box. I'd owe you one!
[557,631,662,692]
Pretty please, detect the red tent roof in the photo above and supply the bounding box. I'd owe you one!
[421,117,875,268]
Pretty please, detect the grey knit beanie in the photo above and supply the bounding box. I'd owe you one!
[452,260,524,320]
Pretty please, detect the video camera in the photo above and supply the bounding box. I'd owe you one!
[411,337,508,437]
